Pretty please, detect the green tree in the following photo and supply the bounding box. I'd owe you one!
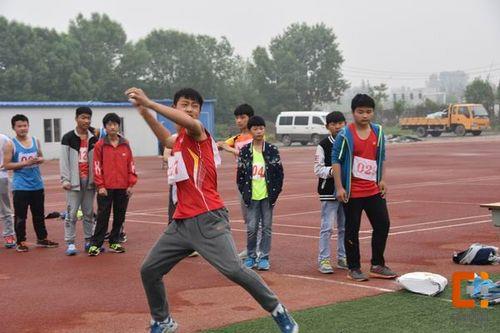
[464,78,495,115]
[116,41,152,92]
[68,13,128,100]
[250,23,348,118]
[368,83,389,109]
[134,29,246,127]
[393,100,406,119]
[0,16,93,101]
[496,81,500,102]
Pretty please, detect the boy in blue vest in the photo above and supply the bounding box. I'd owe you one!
[314,111,347,274]
[3,114,58,252]
[332,94,397,281]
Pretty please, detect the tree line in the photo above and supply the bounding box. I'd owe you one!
[0,13,348,132]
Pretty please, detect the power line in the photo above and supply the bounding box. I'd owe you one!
[341,64,500,77]
[341,67,500,80]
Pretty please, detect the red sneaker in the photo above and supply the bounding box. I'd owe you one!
[4,235,16,249]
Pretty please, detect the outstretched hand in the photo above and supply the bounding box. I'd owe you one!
[125,87,152,108]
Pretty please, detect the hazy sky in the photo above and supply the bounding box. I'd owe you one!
[2,0,500,88]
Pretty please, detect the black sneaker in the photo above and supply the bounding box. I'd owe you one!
[348,269,369,281]
[369,265,398,279]
[16,242,29,252]
[36,239,59,248]
[87,245,101,256]
[119,232,127,243]
[109,243,125,253]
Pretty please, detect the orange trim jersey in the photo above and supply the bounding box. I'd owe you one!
[172,129,224,219]
[225,133,253,154]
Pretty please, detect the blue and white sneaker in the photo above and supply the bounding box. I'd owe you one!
[257,258,270,271]
[271,304,299,333]
[244,257,257,269]
[150,317,178,333]
[65,244,77,256]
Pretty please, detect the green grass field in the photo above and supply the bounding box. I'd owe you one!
[203,275,499,333]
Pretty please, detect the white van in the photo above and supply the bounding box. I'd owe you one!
[275,111,330,146]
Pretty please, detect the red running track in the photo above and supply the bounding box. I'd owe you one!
[1,136,499,332]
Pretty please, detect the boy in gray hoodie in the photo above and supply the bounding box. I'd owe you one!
[60,107,98,255]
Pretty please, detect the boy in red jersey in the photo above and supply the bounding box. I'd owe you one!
[332,94,397,282]
[126,87,298,333]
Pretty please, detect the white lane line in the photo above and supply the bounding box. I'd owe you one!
[126,207,486,234]
[409,200,480,206]
[382,214,490,231]
[125,218,167,225]
[124,217,492,241]
[391,176,500,190]
[328,214,491,239]
[282,274,398,293]
[128,199,412,218]
[359,220,491,240]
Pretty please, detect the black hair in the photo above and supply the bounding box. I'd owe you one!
[76,106,92,117]
[102,113,121,127]
[233,104,254,117]
[351,94,375,112]
[325,111,346,125]
[173,88,204,108]
[247,115,266,129]
[11,114,29,128]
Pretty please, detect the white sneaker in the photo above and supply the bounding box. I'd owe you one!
[150,317,178,333]
[65,244,77,256]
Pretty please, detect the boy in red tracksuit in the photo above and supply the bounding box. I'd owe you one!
[88,113,137,256]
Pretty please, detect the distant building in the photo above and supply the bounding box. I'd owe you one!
[390,87,446,107]
[0,100,215,159]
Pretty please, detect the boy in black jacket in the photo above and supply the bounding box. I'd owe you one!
[314,111,347,273]
[237,116,283,271]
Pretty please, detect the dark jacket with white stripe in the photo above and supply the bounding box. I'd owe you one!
[314,135,337,201]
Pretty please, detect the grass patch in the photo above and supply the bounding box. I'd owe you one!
[203,275,499,333]
[382,125,414,136]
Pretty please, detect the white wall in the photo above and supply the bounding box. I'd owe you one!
[0,107,159,159]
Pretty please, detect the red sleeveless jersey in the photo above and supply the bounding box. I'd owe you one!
[349,123,380,198]
[172,129,224,219]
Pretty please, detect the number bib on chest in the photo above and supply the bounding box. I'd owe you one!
[79,147,88,163]
[252,162,265,181]
[352,156,377,182]
[167,151,189,185]
[19,152,38,169]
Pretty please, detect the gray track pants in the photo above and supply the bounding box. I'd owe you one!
[0,178,14,237]
[140,208,279,322]
[64,178,95,244]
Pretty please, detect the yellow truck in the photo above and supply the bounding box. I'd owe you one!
[399,103,490,137]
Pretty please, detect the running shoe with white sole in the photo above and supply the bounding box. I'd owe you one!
[348,269,369,281]
[149,317,178,333]
[318,259,334,274]
[369,265,397,279]
[65,244,77,256]
[271,304,299,333]
[109,243,125,253]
